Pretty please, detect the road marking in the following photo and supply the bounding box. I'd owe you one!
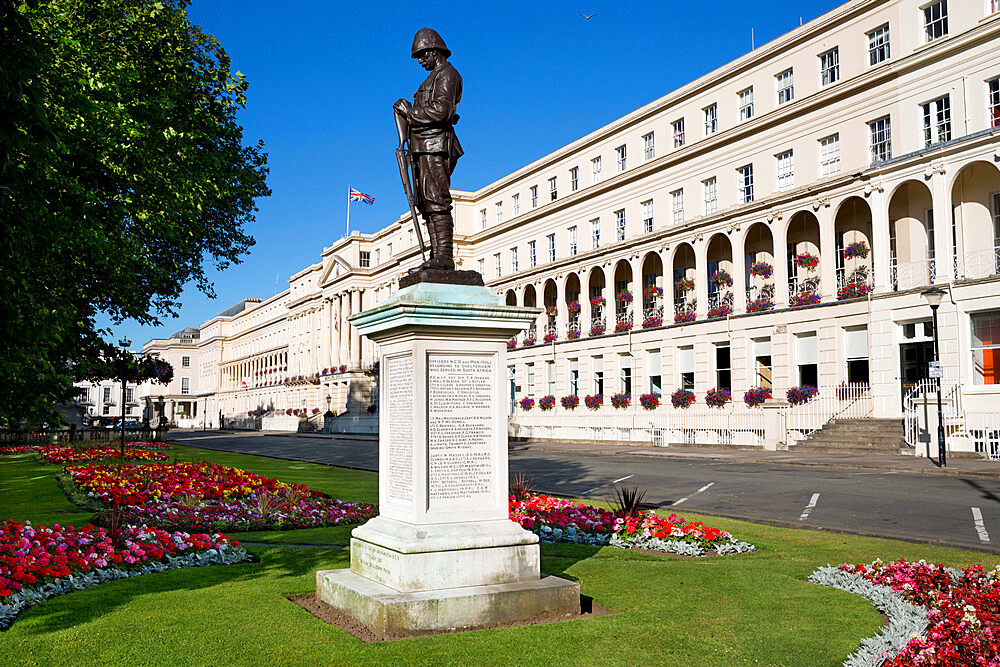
[673,482,715,506]
[612,475,634,484]
[581,474,636,494]
[799,493,820,521]
[972,507,991,543]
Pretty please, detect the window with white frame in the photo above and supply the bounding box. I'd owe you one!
[570,166,579,191]
[672,119,685,147]
[868,24,890,65]
[530,185,538,208]
[971,311,999,385]
[703,177,718,215]
[479,209,487,229]
[994,193,1000,244]
[547,233,556,262]
[715,343,731,391]
[616,145,627,172]
[753,338,772,388]
[495,201,503,224]
[990,78,1000,128]
[592,156,602,183]
[101,386,110,404]
[647,349,662,395]
[615,210,626,242]
[546,360,556,395]
[704,104,718,136]
[526,363,535,396]
[182,355,191,368]
[776,69,794,104]
[512,193,520,216]
[738,87,754,121]
[359,251,370,268]
[737,164,754,204]
[671,189,684,224]
[678,346,694,390]
[869,116,891,163]
[592,356,604,396]
[819,134,840,177]
[845,326,870,384]
[923,0,948,43]
[922,95,951,147]
[820,47,840,86]
[776,150,794,192]
[569,358,579,397]
[568,226,578,255]
[510,247,518,273]
[125,387,134,404]
[992,0,1000,14]
[103,405,110,415]
[181,377,190,395]
[795,332,818,386]
[591,218,600,249]
[477,258,485,275]
[494,253,501,278]
[619,353,632,395]
[387,243,392,258]
[528,240,537,267]
[643,132,655,160]
[549,177,558,201]
[641,199,653,234]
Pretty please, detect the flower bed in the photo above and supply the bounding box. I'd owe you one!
[560,395,579,410]
[671,389,696,409]
[41,447,169,464]
[0,442,169,455]
[639,393,660,410]
[508,494,755,556]
[810,559,1000,666]
[0,520,248,630]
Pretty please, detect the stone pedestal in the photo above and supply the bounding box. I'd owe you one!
[316,282,579,634]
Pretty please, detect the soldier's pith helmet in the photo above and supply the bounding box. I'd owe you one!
[411,27,450,58]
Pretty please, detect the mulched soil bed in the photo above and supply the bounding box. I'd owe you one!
[287,591,610,642]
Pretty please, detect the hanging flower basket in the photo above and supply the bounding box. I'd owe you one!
[589,322,606,337]
[584,394,603,410]
[590,296,606,308]
[610,392,631,409]
[743,386,771,407]
[711,269,733,288]
[748,261,773,278]
[545,305,558,317]
[521,336,536,347]
[786,385,819,405]
[674,311,696,324]
[746,299,774,313]
[543,332,558,344]
[639,393,661,410]
[616,289,633,304]
[670,389,696,409]
[567,300,581,314]
[675,277,695,293]
[642,315,663,329]
[837,282,872,301]
[843,241,870,259]
[643,285,664,300]
[539,395,556,411]
[707,305,733,319]
[705,387,732,408]
[560,395,579,410]
[518,396,535,411]
[614,321,633,333]
[789,292,821,307]
[794,253,819,271]
[567,330,581,340]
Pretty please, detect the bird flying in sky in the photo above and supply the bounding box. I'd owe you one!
[579,13,595,20]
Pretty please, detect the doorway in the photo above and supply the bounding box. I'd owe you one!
[899,341,934,400]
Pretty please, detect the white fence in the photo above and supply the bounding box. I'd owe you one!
[903,380,961,449]
[967,412,1000,461]
[782,383,873,445]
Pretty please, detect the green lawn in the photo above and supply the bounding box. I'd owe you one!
[2,445,998,666]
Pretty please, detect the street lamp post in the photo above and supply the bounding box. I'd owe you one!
[921,287,946,467]
[118,337,131,461]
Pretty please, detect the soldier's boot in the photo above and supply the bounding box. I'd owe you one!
[426,213,455,270]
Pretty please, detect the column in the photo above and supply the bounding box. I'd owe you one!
[309,308,317,376]
[629,256,641,327]
[331,298,342,369]
[600,274,611,334]
[324,298,334,370]
[930,170,953,284]
[351,290,362,367]
[870,188,890,291]
[773,220,790,307]
[694,239,708,318]
[662,250,674,324]
[733,233,747,313]
[581,269,592,336]
[818,206,836,301]
[340,293,350,367]
[555,277,567,340]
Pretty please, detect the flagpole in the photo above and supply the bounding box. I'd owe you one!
[345,184,351,237]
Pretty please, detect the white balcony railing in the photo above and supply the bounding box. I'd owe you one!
[890,257,936,292]
[955,244,1000,281]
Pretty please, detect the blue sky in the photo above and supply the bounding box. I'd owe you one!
[102,0,843,349]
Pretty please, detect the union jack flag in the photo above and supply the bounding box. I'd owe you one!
[348,187,375,205]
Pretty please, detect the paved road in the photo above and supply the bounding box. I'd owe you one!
[169,430,1000,553]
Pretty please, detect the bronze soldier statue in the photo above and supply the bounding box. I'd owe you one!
[394,28,463,272]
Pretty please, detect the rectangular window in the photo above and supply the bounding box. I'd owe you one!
[530,185,538,208]
[547,234,556,262]
[715,343,731,391]
[568,226,578,256]
[737,164,754,204]
[510,247,518,273]
[549,177,558,201]
[643,132,655,160]
[569,358,579,397]
[678,346,694,390]
[570,166,579,191]
[592,156,602,183]
[820,47,840,86]
[993,193,1000,245]
[868,24,890,65]
[375,249,380,265]
[671,189,684,224]
[409,228,414,247]
[103,387,111,402]
[512,193,520,216]
[647,349,662,395]
[181,377,190,395]
[869,116,892,163]
[529,241,537,268]
[615,210,626,242]
[546,360,556,394]
[819,134,840,177]
[990,78,1000,128]
[477,258,485,275]
[795,332,818,387]
[494,253,502,278]
[703,177,718,215]
[593,356,604,396]
[387,243,392,258]
[480,209,487,229]
[776,69,794,105]
[672,119,685,147]
[495,201,503,224]
[738,87,754,121]
[993,0,1000,13]
[641,199,654,234]
[924,0,948,42]
[704,104,718,136]
[619,354,632,395]
[125,387,134,404]
[182,355,191,368]
[103,405,110,415]
[845,326,870,384]
[776,150,794,192]
[972,311,1000,385]
[922,95,951,147]
[591,218,601,249]
[359,251,371,268]
[616,145,627,172]
[753,338,773,389]
[527,363,535,396]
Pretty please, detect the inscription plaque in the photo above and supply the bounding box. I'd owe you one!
[427,355,495,504]
[386,355,414,502]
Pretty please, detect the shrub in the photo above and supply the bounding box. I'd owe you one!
[786,385,819,405]
[509,473,534,502]
[612,485,647,518]
[584,394,603,410]
[518,396,534,411]
[539,395,556,411]
[610,392,631,409]
[639,393,660,410]
[671,389,696,408]
[705,387,731,408]
[743,386,771,407]
[560,394,579,409]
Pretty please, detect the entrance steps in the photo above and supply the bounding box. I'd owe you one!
[792,418,909,455]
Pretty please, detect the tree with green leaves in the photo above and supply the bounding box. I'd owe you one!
[0,0,271,426]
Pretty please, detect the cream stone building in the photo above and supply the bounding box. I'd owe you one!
[140,0,1000,455]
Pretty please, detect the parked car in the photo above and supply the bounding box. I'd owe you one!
[106,419,143,429]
